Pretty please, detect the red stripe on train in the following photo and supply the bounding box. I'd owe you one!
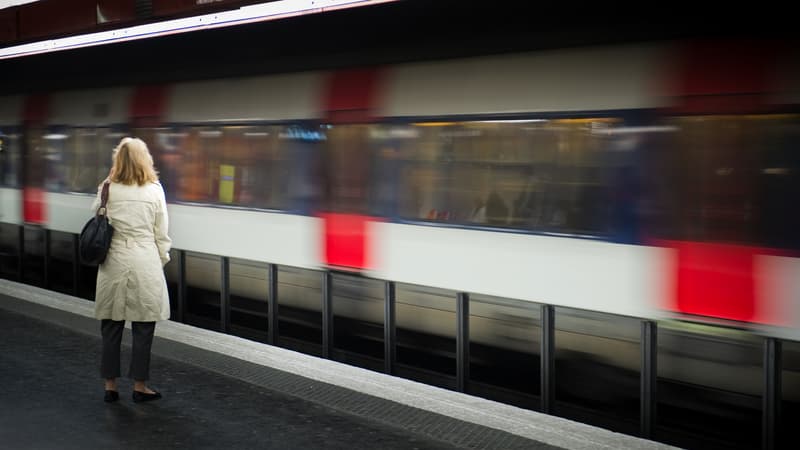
[324,67,383,124]
[320,213,378,271]
[22,93,50,224]
[22,93,49,124]
[660,240,790,324]
[670,39,781,114]
[23,187,46,224]
[130,85,170,127]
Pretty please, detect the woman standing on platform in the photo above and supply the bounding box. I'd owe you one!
[92,137,172,403]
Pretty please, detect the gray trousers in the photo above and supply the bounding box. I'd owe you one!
[100,320,156,381]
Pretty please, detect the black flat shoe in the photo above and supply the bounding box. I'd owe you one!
[104,390,119,403]
[132,390,162,403]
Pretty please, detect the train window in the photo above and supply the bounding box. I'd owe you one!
[132,128,178,200]
[43,128,120,193]
[649,115,800,248]
[391,119,624,236]
[0,129,21,187]
[169,125,292,210]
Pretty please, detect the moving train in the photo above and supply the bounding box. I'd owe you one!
[2,38,799,445]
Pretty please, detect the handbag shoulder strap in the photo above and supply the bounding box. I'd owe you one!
[98,181,110,215]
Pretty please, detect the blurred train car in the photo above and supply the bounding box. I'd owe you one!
[2,39,799,447]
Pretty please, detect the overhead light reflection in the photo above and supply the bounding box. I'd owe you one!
[0,0,399,60]
[481,119,548,124]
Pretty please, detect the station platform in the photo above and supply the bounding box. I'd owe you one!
[0,279,675,450]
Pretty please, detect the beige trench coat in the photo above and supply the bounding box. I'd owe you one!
[92,181,172,322]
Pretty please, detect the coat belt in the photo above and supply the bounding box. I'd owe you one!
[113,237,154,248]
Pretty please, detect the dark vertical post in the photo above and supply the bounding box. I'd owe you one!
[72,233,79,295]
[220,256,230,333]
[384,281,396,374]
[763,338,782,450]
[456,292,470,393]
[176,250,186,323]
[17,225,24,281]
[43,228,50,288]
[641,320,657,439]
[322,271,333,358]
[268,264,278,345]
[541,304,555,414]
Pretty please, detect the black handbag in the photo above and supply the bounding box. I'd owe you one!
[79,181,114,265]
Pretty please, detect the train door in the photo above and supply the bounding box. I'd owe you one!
[652,40,800,327]
[319,124,381,270]
[13,94,49,286]
[21,94,49,225]
[319,68,387,271]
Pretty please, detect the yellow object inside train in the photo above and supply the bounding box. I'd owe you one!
[219,164,235,203]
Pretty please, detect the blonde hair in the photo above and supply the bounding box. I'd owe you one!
[109,137,159,186]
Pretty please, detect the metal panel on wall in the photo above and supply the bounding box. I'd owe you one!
[0,9,17,44]
[17,0,96,40]
[152,0,258,17]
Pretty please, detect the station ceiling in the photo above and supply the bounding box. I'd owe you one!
[0,0,795,95]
